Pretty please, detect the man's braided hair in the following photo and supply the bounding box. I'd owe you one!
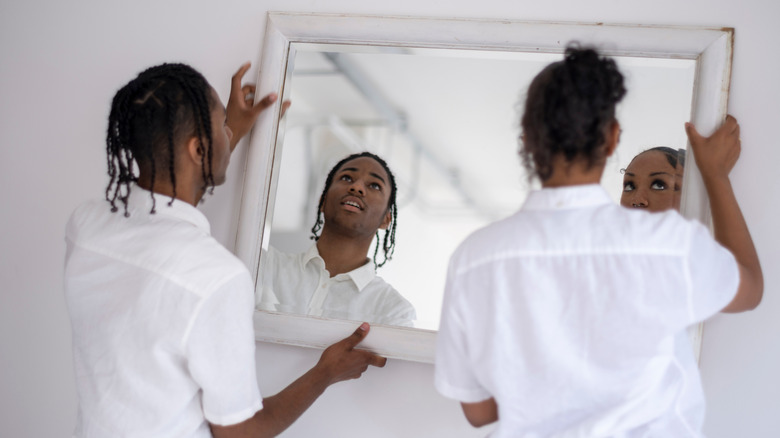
[105,63,215,215]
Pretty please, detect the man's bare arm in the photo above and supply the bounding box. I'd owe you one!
[210,323,386,438]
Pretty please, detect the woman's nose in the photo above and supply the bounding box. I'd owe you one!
[630,190,648,208]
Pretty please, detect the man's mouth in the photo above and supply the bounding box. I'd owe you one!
[341,198,364,211]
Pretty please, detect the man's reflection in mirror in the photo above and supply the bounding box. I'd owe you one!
[258,152,417,326]
[620,147,686,212]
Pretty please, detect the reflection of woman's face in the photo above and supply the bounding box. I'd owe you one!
[620,150,683,212]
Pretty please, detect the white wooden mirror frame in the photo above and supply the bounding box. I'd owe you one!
[234,12,733,363]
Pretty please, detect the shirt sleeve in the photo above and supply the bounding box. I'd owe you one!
[185,272,263,426]
[434,258,492,403]
[685,221,740,323]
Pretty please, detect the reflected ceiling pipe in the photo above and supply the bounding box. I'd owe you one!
[327,115,369,153]
[322,52,483,214]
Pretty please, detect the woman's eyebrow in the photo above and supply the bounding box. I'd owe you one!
[649,171,674,177]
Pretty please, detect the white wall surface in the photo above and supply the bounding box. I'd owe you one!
[1,0,778,436]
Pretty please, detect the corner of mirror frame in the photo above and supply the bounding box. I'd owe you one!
[234,12,734,363]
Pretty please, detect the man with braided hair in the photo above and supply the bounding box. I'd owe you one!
[64,62,386,438]
[258,152,417,327]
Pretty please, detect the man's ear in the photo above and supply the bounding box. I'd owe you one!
[378,209,392,230]
[185,136,204,165]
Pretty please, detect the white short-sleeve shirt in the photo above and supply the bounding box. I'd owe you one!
[64,187,262,437]
[257,245,416,326]
[435,184,738,438]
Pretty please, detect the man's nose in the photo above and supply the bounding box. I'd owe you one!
[348,180,365,195]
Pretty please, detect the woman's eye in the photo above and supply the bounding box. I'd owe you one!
[651,180,667,190]
[623,181,635,192]
[339,175,352,182]
[369,182,382,190]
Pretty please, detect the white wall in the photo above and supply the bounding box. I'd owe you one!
[1,0,778,436]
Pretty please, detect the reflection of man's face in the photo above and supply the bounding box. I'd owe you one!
[620,150,683,212]
[321,157,392,238]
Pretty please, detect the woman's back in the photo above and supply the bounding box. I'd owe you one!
[434,46,760,437]
[436,184,737,437]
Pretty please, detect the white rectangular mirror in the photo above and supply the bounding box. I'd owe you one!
[235,13,732,363]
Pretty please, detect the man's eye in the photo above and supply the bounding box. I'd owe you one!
[369,182,382,190]
[651,180,667,190]
[623,181,635,192]
[340,175,352,182]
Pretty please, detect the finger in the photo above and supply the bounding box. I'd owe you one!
[232,62,251,91]
[369,353,387,368]
[724,114,739,133]
[684,122,704,144]
[242,84,256,96]
[251,92,278,115]
[341,322,370,349]
[230,61,252,85]
[280,100,292,117]
[353,349,387,367]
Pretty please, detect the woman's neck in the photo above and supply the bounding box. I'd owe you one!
[541,155,605,188]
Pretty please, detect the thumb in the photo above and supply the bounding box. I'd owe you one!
[342,322,370,349]
[684,121,704,145]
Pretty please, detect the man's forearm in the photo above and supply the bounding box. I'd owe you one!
[209,364,331,438]
[253,365,331,437]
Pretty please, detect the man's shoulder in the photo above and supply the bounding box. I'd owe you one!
[66,198,250,296]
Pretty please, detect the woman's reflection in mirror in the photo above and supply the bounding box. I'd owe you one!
[621,146,686,211]
[434,46,762,436]
[258,152,417,326]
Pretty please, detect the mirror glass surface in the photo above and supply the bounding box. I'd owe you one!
[257,43,696,330]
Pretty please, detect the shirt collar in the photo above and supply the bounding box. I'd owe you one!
[522,184,613,211]
[126,185,211,235]
[302,244,377,292]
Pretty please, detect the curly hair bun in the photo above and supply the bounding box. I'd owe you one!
[520,46,626,182]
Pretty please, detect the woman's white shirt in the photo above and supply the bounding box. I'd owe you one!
[435,184,738,437]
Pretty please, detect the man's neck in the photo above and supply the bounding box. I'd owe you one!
[315,232,373,277]
[137,177,204,207]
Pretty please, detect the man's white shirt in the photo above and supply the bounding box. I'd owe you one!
[258,244,416,326]
[64,187,262,437]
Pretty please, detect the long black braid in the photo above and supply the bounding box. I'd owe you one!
[105,63,215,216]
[310,152,398,268]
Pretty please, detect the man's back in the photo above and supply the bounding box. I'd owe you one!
[65,188,260,437]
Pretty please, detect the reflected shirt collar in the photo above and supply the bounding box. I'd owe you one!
[126,185,211,235]
[302,244,376,292]
[522,184,613,211]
